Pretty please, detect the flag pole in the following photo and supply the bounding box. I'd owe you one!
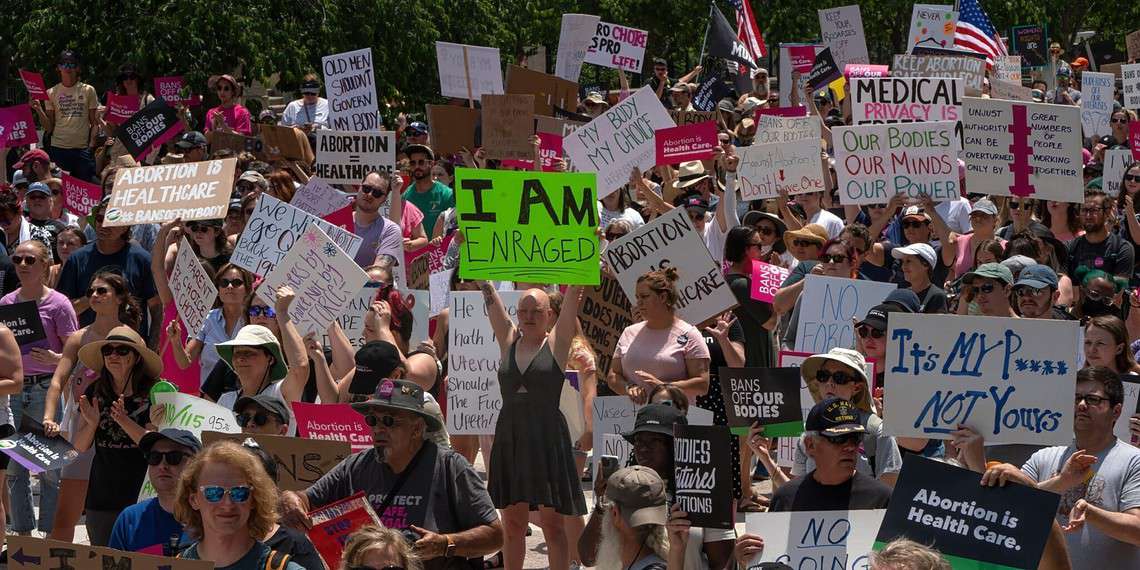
[697,2,714,67]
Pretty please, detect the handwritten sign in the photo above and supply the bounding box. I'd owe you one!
[579,273,633,377]
[990,79,1034,102]
[18,70,48,101]
[907,4,956,53]
[818,6,868,69]
[293,402,372,452]
[834,121,960,205]
[673,424,732,529]
[591,396,636,475]
[719,367,803,436]
[0,430,77,474]
[426,104,480,158]
[1115,380,1140,443]
[116,98,185,159]
[6,536,212,570]
[1122,64,1140,110]
[605,207,736,326]
[105,158,235,226]
[1103,149,1134,197]
[745,510,885,569]
[1081,71,1115,138]
[555,14,602,82]
[0,105,38,147]
[584,21,648,73]
[892,54,984,94]
[105,93,140,125]
[851,77,962,125]
[481,94,535,160]
[994,56,1023,84]
[962,97,1083,203]
[738,115,824,200]
[750,260,790,303]
[232,193,363,277]
[1129,30,1140,62]
[290,178,352,217]
[885,314,1077,445]
[655,121,718,165]
[202,431,349,491]
[322,48,378,131]
[154,391,240,437]
[170,236,218,338]
[670,110,717,126]
[436,42,504,100]
[447,291,520,434]
[314,130,395,184]
[779,44,821,106]
[308,493,381,570]
[794,275,895,353]
[563,86,675,198]
[500,131,563,171]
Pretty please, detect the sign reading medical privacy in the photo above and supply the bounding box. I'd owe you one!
[170,236,218,338]
[834,121,960,205]
[605,207,736,326]
[906,4,956,53]
[555,13,602,82]
[436,42,504,100]
[0,104,39,147]
[293,402,372,452]
[447,291,521,434]
[18,70,48,100]
[795,275,895,353]
[116,98,185,159]
[1081,71,1115,138]
[584,21,648,73]
[818,5,868,70]
[6,536,212,570]
[202,431,349,492]
[232,193,363,277]
[851,77,962,125]
[745,510,885,569]
[750,260,790,303]
[563,86,675,197]
[738,115,824,200]
[579,274,634,377]
[454,168,599,285]
[0,430,77,474]
[0,301,45,348]
[719,367,803,436]
[154,391,241,437]
[314,130,395,184]
[884,314,1078,445]
[322,48,378,131]
[105,158,236,226]
[673,424,733,529]
[875,456,1061,570]
[892,54,984,93]
[655,121,718,165]
[962,97,1083,203]
[1123,64,1140,110]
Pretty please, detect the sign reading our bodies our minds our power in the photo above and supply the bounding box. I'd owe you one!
[455,168,600,286]
[833,120,960,205]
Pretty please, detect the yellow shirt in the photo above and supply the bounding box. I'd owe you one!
[46,82,97,149]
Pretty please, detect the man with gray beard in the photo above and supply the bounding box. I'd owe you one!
[594,466,672,570]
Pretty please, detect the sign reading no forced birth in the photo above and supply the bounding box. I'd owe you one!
[105,159,237,226]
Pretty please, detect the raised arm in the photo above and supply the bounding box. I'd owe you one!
[923,194,956,266]
[150,220,180,307]
[274,286,311,404]
[551,286,582,368]
[43,328,81,436]
[479,281,517,353]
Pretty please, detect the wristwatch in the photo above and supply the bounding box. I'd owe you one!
[445,535,457,558]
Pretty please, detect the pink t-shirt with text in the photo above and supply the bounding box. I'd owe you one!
[614,318,710,388]
[0,289,79,375]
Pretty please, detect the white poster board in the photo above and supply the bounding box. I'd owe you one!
[906,4,957,54]
[169,236,217,338]
[1115,379,1140,443]
[1081,71,1115,138]
[154,392,240,437]
[833,121,960,205]
[1103,149,1135,197]
[884,314,1078,446]
[1122,64,1140,110]
[314,130,396,184]
[321,48,379,131]
[851,77,963,125]
[994,56,1023,84]
[231,194,363,277]
[320,284,374,350]
[584,21,648,73]
[794,275,895,353]
[289,178,353,217]
[892,54,985,93]
[555,14,602,82]
[989,79,1034,102]
[738,115,824,200]
[591,395,637,475]
[446,291,521,434]
[818,6,868,70]
[744,510,886,569]
[435,42,504,101]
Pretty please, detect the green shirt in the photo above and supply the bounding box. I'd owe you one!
[403,180,454,236]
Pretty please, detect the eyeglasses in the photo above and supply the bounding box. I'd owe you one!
[360,184,388,199]
[976,282,998,294]
[755,226,775,236]
[1125,174,1140,183]
[1081,205,1107,214]
[1015,286,1047,298]
[146,450,190,466]
[815,369,858,386]
[237,412,276,427]
[10,255,36,266]
[856,325,884,339]
[87,286,110,297]
[218,278,244,289]
[792,239,819,248]
[820,253,850,264]
[199,485,252,503]
[59,63,78,70]
[1111,118,1129,124]
[364,414,403,428]
[819,433,862,446]
[1075,394,1110,406]
[248,306,277,318]
[605,231,627,241]
[901,221,928,229]
[101,345,135,357]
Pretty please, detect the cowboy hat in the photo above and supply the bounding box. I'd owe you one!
[782,224,828,249]
[674,161,712,189]
[216,325,288,382]
[78,326,163,378]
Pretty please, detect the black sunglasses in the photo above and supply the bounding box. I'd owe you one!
[101,344,136,357]
[819,433,862,446]
[361,184,388,199]
[1124,174,1140,183]
[976,282,998,294]
[364,414,400,427]
[146,450,190,466]
[792,239,819,248]
[87,286,111,297]
[187,222,212,233]
[10,255,36,266]
[218,278,244,289]
[856,325,884,339]
[815,369,858,385]
[237,412,276,427]
[755,226,775,236]
[820,253,850,264]
[1008,202,1034,210]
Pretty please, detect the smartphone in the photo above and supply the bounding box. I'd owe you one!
[599,455,620,481]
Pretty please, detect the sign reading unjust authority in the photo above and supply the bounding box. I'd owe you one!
[105,158,237,226]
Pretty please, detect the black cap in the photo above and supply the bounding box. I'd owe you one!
[653,58,668,66]
[139,428,202,454]
[405,143,435,161]
[300,79,321,93]
[59,50,80,65]
[622,403,687,442]
[348,341,404,396]
[234,393,291,424]
[856,303,907,332]
[805,398,866,437]
[350,378,443,431]
[683,196,711,213]
[175,131,208,149]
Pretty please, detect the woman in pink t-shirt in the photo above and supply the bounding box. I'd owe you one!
[204,74,252,135]
[607,267,711,405]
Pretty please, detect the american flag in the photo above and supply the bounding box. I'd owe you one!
[728,0,767,62]
[954,0,1008,67]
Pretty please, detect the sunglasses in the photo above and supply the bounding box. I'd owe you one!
[216,85,233,92]
[1008,202,1034,210]
[349,566,405,570]
[87,286,111,297]
[856,325,884,339]
[976,282,998,294]
[902,221,928,229]
[360,184,388,199]
[218,278,244,289]
[755,226,775,236]
[792,239,819,248]
[1075,394,1109,406]
[1124,174,1140,183]
[867,203,887,209]
[146,450,190,466]
[199,485,251,503]
[187,223,213,233]
[364,414,403,428]
[10,255,36,266]
[820,254,850,264]
[101,344,135,357]
[237,412,276,427]
[605,231,627,241]
[816,369,858,385]
[1111,118,1129,124]
[1083,288,1111,302]
[59,63,78,70]
[820,433,862,446]
[248,306,277,318]
[1015,286,1047,298]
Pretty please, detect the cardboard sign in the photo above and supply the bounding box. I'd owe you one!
[314,130,396,184]
[0,429,78,474]
[806,48,842,91]
[655,121,718,165]
[1011,25,1049,68]
[834,121,960,205]
[308,493,381,570]
[481,94,536,160]
[116,98,185,159]
[563,86,675,198]
[447,291,521,434]
[1122,64,1140,110]
[18,70,48,101]
[745,510,885,569]
[845,63,891,79]
[500,131,563,171]
[719,367,803,436]
[436,42,504,101]
[876,456,1060,569]
[232,193,363,277]
[202,431,350,491]
[794,275,895,353]
[994,56,1023,84]
[851,77,962,125]
[673,424,733,529]
[6,536,212,570]
[1081,71,1115,138]
[989,79,1034,102]
[260,124,315,163]
[105,158,236,226]
[318,283,375,351]
[170,236,218,338]
[750,260,790,303]
[604,207,736,326]
[670,110,717,126]
[208,130,260,156]
[738,115,824,200]
[405,234,453,290]
[0,104,39,147]
[105,93,140,125]
[154,391,241,437]
[584,21,648,73]
[578,273,633,376]
[754,106,808,119]
[779,44,823,106]
[506,65,578,117]
[1103,148,1134,197]
[0,300,46,348]
[292,401,372,452]
[962,97,1083,203]
[892,54,984,94]
[885,313,1078,445]
[555,13,602,82]
[1129,30,1140,62]
[290,178,352,217]
[427,104,480,158]
[907,4,957,53]
[818,5,868,69]
[61,174,102,216]
[322,48,379,131]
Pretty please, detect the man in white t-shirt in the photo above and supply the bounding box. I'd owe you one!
[794,191,843,239]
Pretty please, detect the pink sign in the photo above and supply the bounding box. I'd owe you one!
[755,106,808,119]
[500,132,564,171]
[307,493,380,569]
[18,70,48,101]
[0,105,39,148]
[844,64,890,79]
[749,260,790,303]
[789,47,817,73]
[154,76,200,106]
[160,302,201,394]
[292,402,372,452]
[404,233,454,277]
[61,174,102,216]
[322,204,355,233]
[105,93,140,125]
[655,121,718,165]
[1131,122,1140,162]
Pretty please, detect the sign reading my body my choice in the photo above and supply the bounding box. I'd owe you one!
[104,158,237,226]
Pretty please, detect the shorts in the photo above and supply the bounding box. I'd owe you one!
[0,424,13,469]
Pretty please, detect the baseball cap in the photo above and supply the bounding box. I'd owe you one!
[856,303,909,332]
[13,149,50,170]
[605,466,668,527]
[900,206,930,222]
[1072,57,1089,69]
[25,182,51,197]
[1015,264,1059,290]
[234,393,292,425]
[891,243,936,268]
[683,195,711,213]
[406,121,429,136]
[970,198,999,216]
[963,262,1014,286]
[175,131,208,149]
[139,428,202,455]
[883,289,922,313]
[1001,255,1037,277]
[805,397,866,437]
[405,144,435,161]
[741,97,764,114]
[348,341,404,396]
[238,171,268,189]
[11,172,27,188]
[300,78,321,94]
[621,403,687,442]
[58,50,80,65]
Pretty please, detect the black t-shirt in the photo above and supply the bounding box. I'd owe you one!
[769,471,891,512]
[726,273,773,367]
[1067,233,1135,282]
[84,384,150,510]
[264,525,324,570]
[913,284,948,314]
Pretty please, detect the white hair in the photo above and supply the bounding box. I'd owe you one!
[596,506,670,568]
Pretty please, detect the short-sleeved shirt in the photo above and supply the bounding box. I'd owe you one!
[769,471,892,511]
[614,318,710,388]
[1067,233,1135,281]
[792,411,902,479]
[180,541,303,570]
[810,209,845,239]
[47,82,98,149]
[108,497,183,553]
[1022,439,1140,566]
[403,181,455,236]
[352,213,403,268]
[56,242,156,333]
[399,201,426,239]
[279,98,330,129]
[194,308,244,387]
[205,104,253,135]
[0,289,78,375]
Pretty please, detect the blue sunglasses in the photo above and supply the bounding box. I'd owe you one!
[199,485,252,503]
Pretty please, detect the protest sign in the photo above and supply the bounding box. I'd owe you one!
[750,260,790,303]
[818,6,868,70]
[1081,71,1115,138]
[1122,64,1140,110]
[116,98,185,159]
[1129,30,1140,62]
[260,124,315,163]
[500,131,563,171]
[293,401,372,452]
[405,234,453,290]
[788,46,817,73]
[447,291,521,434]
[105,93,139,125]
[208,130,260,156]
[1011,25,1048,68]
[833,121,960,205]
[0,104,38,147]
[755,106,808,119]
[906,4,956,53]
[232,193,363,277]
[892,54,984,94]
[994,56,1023,84]
[105,158,235,226]
[1103,148,1134,197]
[154,391,241,437]
[18,70,48,101]
[845,63,890,79]
[318,283,375,350]
[990,79,1034,102]
[584,21,648,73]
[962,97,1083,202]
[806,48,842,92]
[779,44,822,106]
[154,75,189,105]
[7,536,212,570]
[202,431,350,491]
[314,130,396,184]
[794,275,895,353]
[1116,379,1140,443]
[481,94,535,160]
[506,65,578,117]
[738,115,824,200]
[555,14,602,82]
[578,273,633,377]
[670,110,717,126]
[692,70,730,112]
[454,168,599,285]
[0,301,45,347]
[308,493,381,570]
[436,42,504,101]
[290,178,352,217]
[655,121,718,165]
[719,367,803,436]
[591,396,635,474]
[744,510,885,569]
[605,207,736,326]
[427,104,480,158]
[563,86,675,197]
[884,313,1078,445]
[851,77,962,125]
[536,115,585,140]
[876,456,1060,569]
[258,224,370,337]
[1133,122,1140,161]
[170,236,218,338]
[0,429,77,474]
[673,424,733,529]
[322,48,378,131]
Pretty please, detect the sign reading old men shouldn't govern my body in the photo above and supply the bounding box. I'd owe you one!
[673,424,733,529]
[885,314,1078,445]
[447,291,521,434]
[315,130,395,184]
[795,275,895,353]
[322,48,378,131]
[455,168,599,285]
[744,510,885,569]
[833,121,960,205]
[105,158,236,226]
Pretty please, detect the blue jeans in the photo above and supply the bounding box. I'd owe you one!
[46,146,96,183]
[8,374,59,533]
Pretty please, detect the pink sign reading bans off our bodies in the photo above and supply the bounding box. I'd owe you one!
[292,402,372,452]
[655,121,717,165]
[61,174,102,216]
[0,105,39,148]
[845,64,890,79]
[18,70,48,101]
[750,260,791,303]
[154,76,200,106]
